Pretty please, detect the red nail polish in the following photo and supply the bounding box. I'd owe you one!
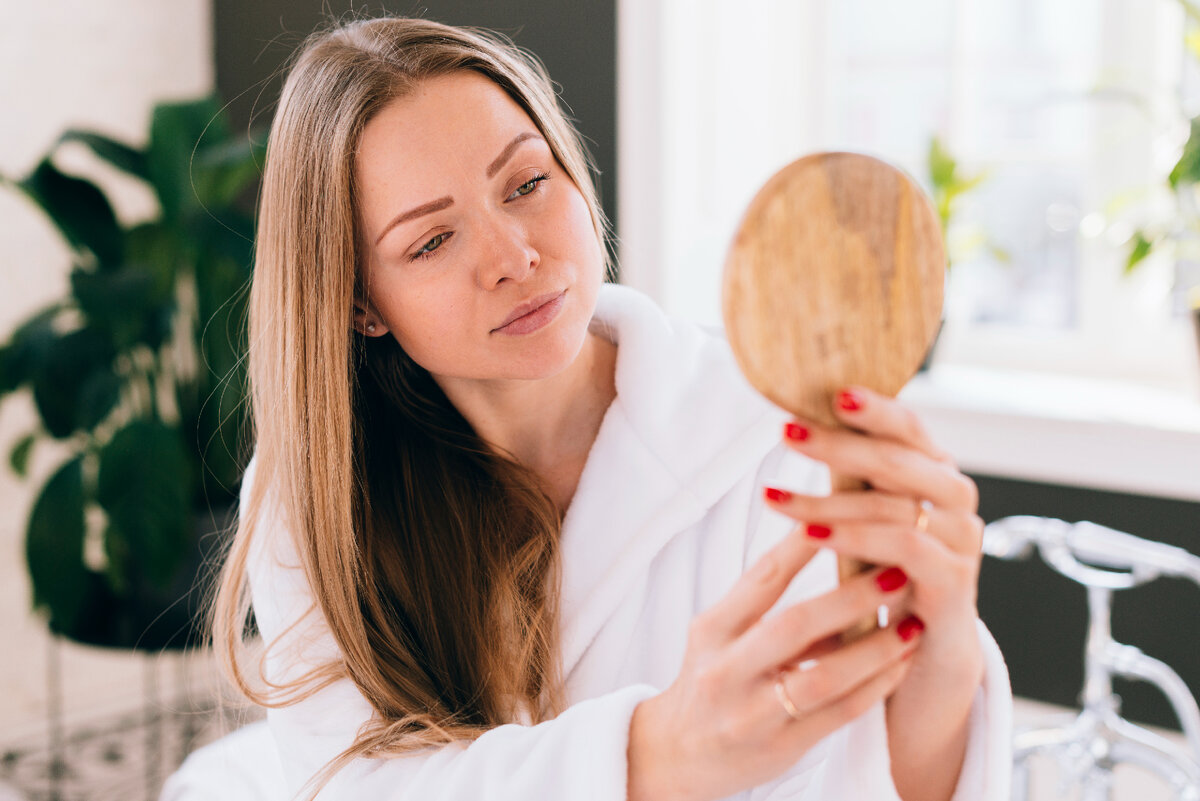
[764,486,791,503]
[836,390,863,412]
[898,615,925,642]
[784,422,809,442]
[875,566,908,593]
[805,523,832,539]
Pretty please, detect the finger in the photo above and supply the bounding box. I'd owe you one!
[693,529,821,646]
[764,488,919,528]
[774,616,921,720]
[727,566,912,678]
[797,522,980,619]
[764,491,985,558]
[832,386,952,464]
[780,423,978,511]
[783,647,912,743]
[807,517,981,570]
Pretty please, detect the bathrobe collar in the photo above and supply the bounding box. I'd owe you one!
[557,283,786,676]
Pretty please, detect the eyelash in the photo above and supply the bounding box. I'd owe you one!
[412,232,450,261]
[511,172,551,199]
[408,172,552,262]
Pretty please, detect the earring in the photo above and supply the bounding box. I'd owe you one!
[367,323,377,334]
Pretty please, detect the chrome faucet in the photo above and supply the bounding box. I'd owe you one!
[983,516,1200,800]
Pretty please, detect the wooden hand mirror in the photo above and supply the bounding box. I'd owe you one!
[722,152,945,634]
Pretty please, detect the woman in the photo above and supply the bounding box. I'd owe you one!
[211,15,1012,801]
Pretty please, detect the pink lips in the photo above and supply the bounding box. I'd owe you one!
[492,291,566,335]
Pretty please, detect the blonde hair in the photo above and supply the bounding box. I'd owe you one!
[212,15,610,786]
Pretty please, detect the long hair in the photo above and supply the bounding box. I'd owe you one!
[212,15,610,779]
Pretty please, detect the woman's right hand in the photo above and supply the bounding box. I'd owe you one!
[627,527,921,801]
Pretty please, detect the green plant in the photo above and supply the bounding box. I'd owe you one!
[927,135,1008,270]
[0,96,261,649]
[1126,0,1200,273]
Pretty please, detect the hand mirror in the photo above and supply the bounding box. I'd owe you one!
[722,152,945,635]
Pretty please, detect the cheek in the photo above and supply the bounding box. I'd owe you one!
[555,189,606,274]
[366,275,459,363]
[388,298,468,367]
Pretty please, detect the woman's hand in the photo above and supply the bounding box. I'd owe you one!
[627,519,924,801]
[763,385,986,801]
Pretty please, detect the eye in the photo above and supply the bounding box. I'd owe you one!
[412,232,451,261]
[509,172,550,200]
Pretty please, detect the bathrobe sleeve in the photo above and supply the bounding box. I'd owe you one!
[739,447,1013,801]
[244,465,658,800]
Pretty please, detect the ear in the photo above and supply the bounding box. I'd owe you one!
[352,298,389,337]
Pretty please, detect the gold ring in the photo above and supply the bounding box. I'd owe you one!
[774,676,803,721]
[915,499,933,533]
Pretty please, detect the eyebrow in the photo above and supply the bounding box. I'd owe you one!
[486,132,543,178]
[374,196,453,245]
[373,132,546,247]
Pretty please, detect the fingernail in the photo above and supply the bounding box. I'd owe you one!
[875,566,908,593]
[784,422,809,442]
[764,486,791,503]
[805,523,832,539]
[898,615,925,642]
[836,390,863,412]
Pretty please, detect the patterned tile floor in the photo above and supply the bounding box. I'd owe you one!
[0,697,260,801]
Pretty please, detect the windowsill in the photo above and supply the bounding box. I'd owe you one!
[899,364,1200,502]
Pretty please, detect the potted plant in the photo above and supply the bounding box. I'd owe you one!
[1124,1,1200,347]
[0,96,261,650]
[919,135,1005,370]
[927,135,1007,272]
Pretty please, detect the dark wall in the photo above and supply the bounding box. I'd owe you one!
[975,474,1200,731]
[212,0,618,232]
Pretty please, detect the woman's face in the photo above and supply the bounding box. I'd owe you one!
[354,71,605,384]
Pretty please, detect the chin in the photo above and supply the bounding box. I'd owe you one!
[498,305,596,380]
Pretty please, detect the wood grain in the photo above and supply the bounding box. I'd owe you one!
[722,152,945,637]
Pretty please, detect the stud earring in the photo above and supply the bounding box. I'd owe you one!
[367,323,377,334]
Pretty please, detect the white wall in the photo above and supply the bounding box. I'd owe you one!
[0,0,215,741]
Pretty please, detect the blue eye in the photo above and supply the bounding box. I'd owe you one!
[412,232,451,260]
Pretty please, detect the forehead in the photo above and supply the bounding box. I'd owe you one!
[356,71,539,188]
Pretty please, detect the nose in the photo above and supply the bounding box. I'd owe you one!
[477,216,538,288]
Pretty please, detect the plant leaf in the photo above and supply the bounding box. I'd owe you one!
[126,221,186,299]
[1169,119,1200,189]
[102,521,131,595]
[1187,29,1200,61]
[191,136,264,210]
[0,306,60,394]
[70,265,169,351]
[1126,231,1155,273]
[9,432,36,477]
[96,419,193,589]
[30,326,117,438]
[25,456,92,633]
[147,96,228,222]
[18,159,124,270]
[929,136,957,190]
[57,130,149,181]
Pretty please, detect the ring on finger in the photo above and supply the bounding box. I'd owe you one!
[774,675,803,721]
[915,499,933,533]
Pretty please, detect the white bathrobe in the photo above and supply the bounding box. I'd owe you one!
[228,283,1012,800]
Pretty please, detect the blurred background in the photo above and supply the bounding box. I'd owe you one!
[1,0,1198,799]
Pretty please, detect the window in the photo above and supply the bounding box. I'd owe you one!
[618,0,1197,390]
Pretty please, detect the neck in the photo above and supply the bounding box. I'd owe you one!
[436,332,618,510]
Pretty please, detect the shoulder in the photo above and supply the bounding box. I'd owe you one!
[592,282,752,402]
[590,283,789,487]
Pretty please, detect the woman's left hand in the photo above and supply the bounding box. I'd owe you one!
[763,385,986,800]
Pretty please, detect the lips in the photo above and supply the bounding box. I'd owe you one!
[492,290,566,333]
